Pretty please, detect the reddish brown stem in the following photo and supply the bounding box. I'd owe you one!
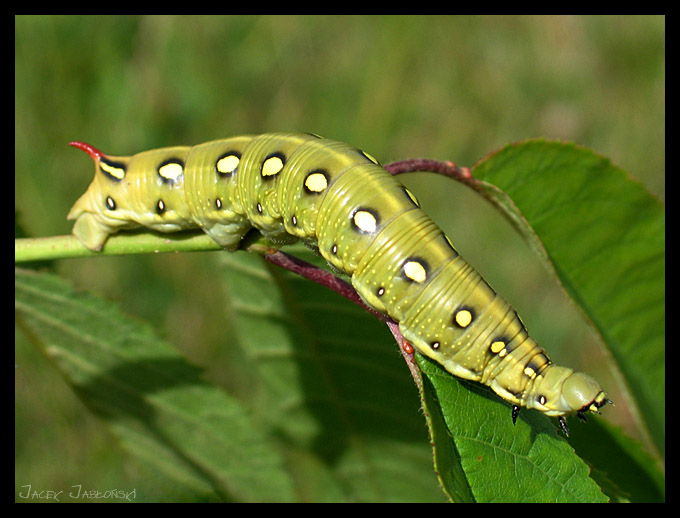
[384,158,472,182]
[261,249,386,321]
[261,249,421,386]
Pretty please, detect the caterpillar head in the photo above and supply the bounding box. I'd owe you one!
[560,371,611,416]
[527,365,610,418]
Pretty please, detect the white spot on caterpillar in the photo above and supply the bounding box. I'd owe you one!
[353,210,377,233]
[158,162,184,182]
[403,260,427,283]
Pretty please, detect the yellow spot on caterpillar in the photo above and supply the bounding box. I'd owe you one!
[361,150,379,164]
[524,366,536,378]
[262,156,284,177]
[216,155,239,175]
[304,172,328,193]
[490,341,506,355]
[100,161,125,180]
[158,162,183,182]
[455,309,473,328]
[353,210,377,233]
[404,188,420,207]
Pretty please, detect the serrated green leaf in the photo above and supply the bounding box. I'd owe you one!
[419,355,608,502]
[472,140,664,456]
[15,268,296,503]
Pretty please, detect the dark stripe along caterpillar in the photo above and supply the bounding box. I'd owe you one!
[68,132,610,435]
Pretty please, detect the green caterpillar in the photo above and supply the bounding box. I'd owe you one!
[68,132,609,435]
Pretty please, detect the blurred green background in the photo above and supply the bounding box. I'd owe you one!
[16,15,664,501]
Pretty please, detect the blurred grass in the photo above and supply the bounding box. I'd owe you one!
[15,15,664,501]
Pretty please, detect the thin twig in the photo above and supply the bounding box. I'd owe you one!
[384,158,472,182]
